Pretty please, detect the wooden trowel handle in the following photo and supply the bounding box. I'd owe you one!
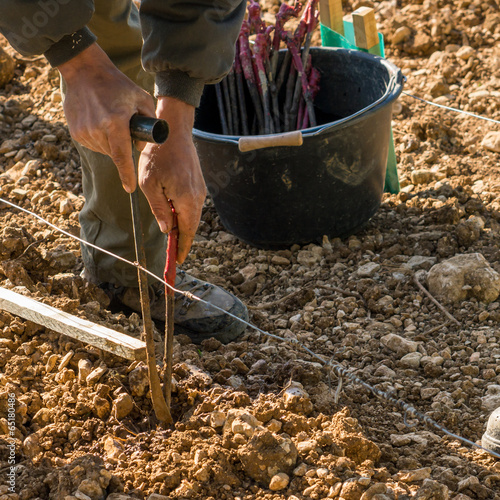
[238,130,303,152]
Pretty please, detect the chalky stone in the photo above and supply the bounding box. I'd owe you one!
[482,407,500,455]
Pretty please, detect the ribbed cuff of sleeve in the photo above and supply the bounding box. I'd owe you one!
[44,27,97,67]
[155,70,205,108]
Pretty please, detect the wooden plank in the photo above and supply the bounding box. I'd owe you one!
[352,6,379,50]
[0,287,146,361]
[320,0,344,35]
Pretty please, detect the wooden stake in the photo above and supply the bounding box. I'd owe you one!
[129,188,173,424]
[0,287,146,361]
[319,0,344,35]
[352,7,379,50]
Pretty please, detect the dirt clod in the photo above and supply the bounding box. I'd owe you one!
[238,429,297,485]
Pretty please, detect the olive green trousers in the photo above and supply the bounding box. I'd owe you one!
[72,0,167,286]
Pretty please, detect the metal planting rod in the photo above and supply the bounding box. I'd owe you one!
[129,183,173,424]
[129,115,173,424]
[130,114,169,144]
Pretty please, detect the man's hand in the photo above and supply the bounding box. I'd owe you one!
[139,97,207,264]
[58,43,156,193]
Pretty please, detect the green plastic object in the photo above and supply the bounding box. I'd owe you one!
[320,21,400,194]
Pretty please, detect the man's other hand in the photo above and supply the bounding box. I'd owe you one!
[139,96,207,264]
[58,43,156,193]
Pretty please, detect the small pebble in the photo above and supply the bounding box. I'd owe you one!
[78,359,93,383]
[45,353,59,373]
[86,366,107,386]
[293,463,308,476]
[58,350,74,371]
[113,393,134,419]
[60,198,74,215]
[397,467,432,482]
[210,411,226,428]
[269,472,289,491]
[11,188,27,200]
[41,134,57,142]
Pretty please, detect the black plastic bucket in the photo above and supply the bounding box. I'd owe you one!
[193,47,404,249]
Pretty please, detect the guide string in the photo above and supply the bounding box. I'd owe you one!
[1,195,499,460]
[402,91,500,125]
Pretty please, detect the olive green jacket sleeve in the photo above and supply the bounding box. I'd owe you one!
[140,0,246,106]
[0,0,245,107]
[0,1,97,67]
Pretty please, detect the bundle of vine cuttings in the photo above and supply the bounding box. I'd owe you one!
[215,0,320,136]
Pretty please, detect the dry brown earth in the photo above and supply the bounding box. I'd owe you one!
[0,0,500,499]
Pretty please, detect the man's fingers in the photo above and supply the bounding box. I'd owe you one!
[175,207,202,264]
[143,188,199,263]
[176,231,195,264]
[134,140,148,152]
[137,126,206,264]
[141,183,174,234]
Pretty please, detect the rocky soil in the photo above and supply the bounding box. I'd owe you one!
[1,0,500,499]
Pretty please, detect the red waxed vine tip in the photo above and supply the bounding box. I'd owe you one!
[217,0,319,135]
[280,16,306,47]
[238,22,255,84]
[303,0,319,33]
[238,22,252,80]
[164,201,178,294]
[248,0,265,34]
[272,2,301,52]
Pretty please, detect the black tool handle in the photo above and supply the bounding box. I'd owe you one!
[130,114,169,144]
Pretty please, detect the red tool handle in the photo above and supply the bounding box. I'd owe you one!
[164,202,178,295]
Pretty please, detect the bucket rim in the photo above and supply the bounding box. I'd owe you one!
[193,47,404,144]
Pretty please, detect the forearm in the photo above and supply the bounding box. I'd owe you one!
[156,97,195,136]
[0,1,95,66]
[140,0,246,107]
